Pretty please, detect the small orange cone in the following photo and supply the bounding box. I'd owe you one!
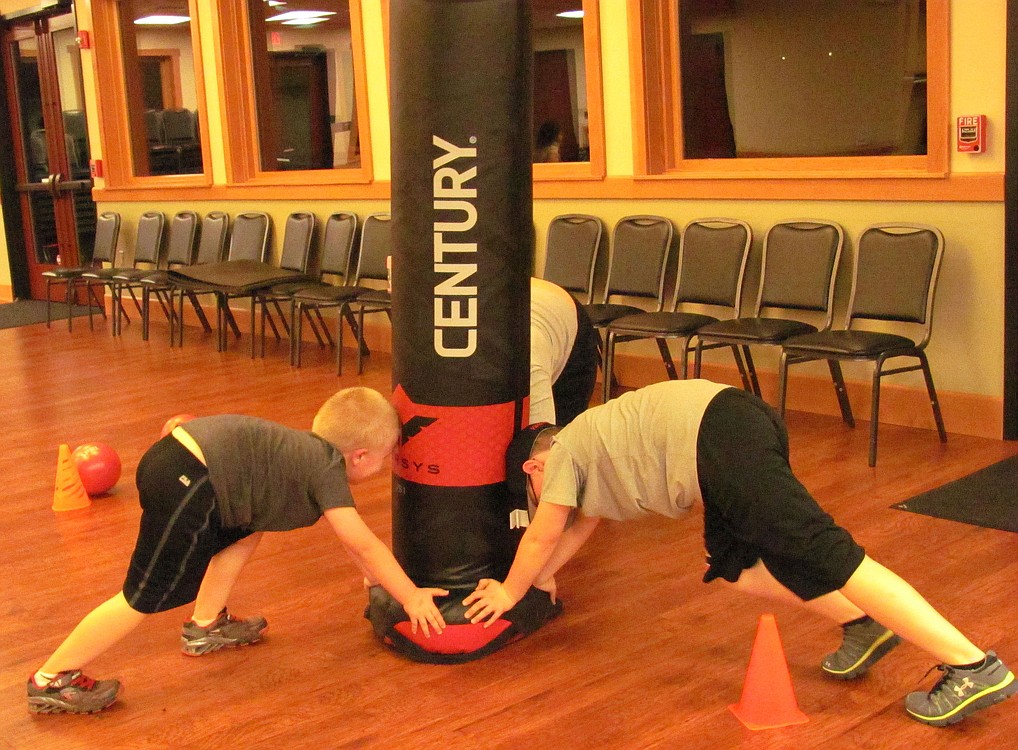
[729,613,809,730]
[53,443,91,512]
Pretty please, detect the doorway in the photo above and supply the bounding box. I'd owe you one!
[1,2,97,301]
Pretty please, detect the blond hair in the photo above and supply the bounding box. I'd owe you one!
[312,387,400,453]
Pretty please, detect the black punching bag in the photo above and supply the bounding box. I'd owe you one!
[366,0,560,663]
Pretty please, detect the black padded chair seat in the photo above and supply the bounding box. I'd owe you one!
[608,310,717,335]
[293,285,364,302]
[783,330,917,357]
[355,288,390,305]
[697,318,817,344]
[585,303,644,326]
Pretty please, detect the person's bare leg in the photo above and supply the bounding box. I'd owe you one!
[40,591,146,674]
[839,555,983,665]
[728,559,865,623]
[189,532,264,623]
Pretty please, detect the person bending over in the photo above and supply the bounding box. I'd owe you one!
[29,387,446,715]
[464,379,1016,727]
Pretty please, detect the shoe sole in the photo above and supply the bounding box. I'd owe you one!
[181,632,266,657]
[823,632,902,680]
[28,692,118,714]
[906,672,1018,727]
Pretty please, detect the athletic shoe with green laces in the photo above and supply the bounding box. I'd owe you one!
[821,617,902,680]
[181,607,268,656]
[905,651,1018,726]
[27,670,120,714]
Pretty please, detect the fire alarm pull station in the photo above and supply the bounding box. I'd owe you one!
[957,115,986,153]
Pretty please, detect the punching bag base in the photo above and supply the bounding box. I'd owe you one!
[366,585,561,665]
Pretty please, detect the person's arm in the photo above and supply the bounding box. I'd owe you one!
[324,507,447,636]
[534,512,600,586]
[462,501,573,625]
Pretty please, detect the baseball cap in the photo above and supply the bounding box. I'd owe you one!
[504,422,554,510]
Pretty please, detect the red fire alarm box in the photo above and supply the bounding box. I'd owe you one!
[957,115,986,153]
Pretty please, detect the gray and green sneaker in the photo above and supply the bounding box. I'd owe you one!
[181,607,268,656]
[905,651,1017,726]
[822,617,901,680]
[27,670,120,714]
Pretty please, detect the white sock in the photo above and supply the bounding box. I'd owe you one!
[33,670,59,687]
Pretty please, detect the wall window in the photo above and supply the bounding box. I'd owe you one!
[634,0,947,177]
[532,0,605,180]
[89,0,208,186]
[217,0,372,186]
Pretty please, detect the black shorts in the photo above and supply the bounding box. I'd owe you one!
[696,388,865,601]
[552,299,599,425]
[122,436,250,614]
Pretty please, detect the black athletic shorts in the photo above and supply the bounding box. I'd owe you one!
[696,388,865,601]
[551,298,599,425]
[122,436,250,614]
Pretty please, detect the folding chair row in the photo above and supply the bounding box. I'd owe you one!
[290,212,393,375]
[565,212,946,465]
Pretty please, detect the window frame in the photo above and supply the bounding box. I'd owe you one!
[89,0,212,189]
[215,0,374,188]
[630,0,950,181]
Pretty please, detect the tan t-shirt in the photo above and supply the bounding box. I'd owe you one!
[539,379,730,521]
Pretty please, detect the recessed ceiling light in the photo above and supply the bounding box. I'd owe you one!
[134,14,190,25]
[282,18,327,26]
[556,10,584,19]
[266,10,335,22]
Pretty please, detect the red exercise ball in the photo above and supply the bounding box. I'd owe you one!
[160,413,197,438]
[71,442,122,496]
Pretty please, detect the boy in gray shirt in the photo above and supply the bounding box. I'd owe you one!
[464,380,1016,727]
[29,387,447,715]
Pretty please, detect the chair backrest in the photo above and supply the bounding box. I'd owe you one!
[162,108,198,145]
[672,217,752,315]
[845,223,945,348]
[278,212,317,272]
[755,219,844,328]
[601,215,674,310]
[144,109,164,144]
[164,210,200,267]
[133,211,166,267]
[353,212,392,283]
[91,211,121,265]
[319,212,359,279]
[227,211,271,262]
[542,213,605,304]
[196,211,229,264]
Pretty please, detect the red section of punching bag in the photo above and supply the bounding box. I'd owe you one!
[393,620,512,654]
[393,385,522,487]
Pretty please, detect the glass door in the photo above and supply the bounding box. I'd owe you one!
[3,7,96,300]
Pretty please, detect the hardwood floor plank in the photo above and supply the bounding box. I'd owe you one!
[1,318,1016,749]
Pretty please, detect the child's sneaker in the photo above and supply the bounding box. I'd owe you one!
[821,617,901,679]
[905,651,1018,726]
[27,670,120,714]
[181,607,268,656]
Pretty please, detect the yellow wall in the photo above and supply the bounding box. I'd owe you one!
[0,0,1008,437]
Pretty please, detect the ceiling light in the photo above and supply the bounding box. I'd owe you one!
[282,18,327,26]
[556,10,584,19]
[266,10,335,22]
[134,14,190,25]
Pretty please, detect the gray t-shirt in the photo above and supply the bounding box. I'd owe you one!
[540,379,730,521]
[181,415,355,531]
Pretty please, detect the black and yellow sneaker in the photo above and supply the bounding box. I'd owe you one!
[822,616,901,680]
[905,651,1017,727]
[181,607,268,656]
[27,670,120,714]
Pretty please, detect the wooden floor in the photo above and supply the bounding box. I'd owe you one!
[2,315,1017,750]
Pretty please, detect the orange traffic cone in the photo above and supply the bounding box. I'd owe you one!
[53,443,91,512]
[729,613,809,730]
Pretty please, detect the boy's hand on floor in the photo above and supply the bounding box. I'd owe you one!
[462,579,516,626]
[404,587,448,637]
